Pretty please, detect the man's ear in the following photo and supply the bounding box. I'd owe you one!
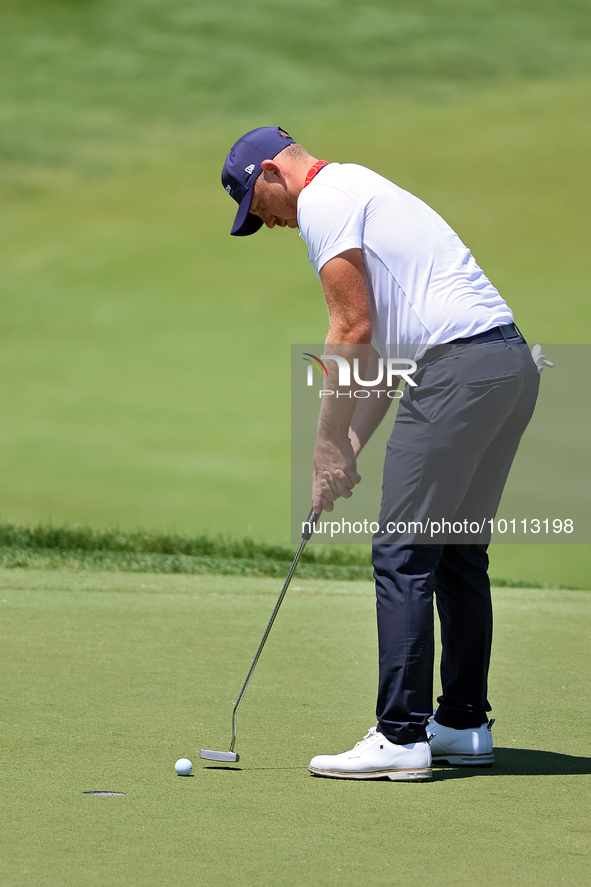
[260,158,285,183]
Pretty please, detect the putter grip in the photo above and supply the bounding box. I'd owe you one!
[302,506,321,541]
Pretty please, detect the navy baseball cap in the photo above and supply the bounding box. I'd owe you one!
[222,126,296,236]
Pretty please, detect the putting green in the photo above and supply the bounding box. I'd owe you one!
[1,567,589,886]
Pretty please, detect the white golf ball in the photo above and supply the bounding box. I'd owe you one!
[175,757,193,776]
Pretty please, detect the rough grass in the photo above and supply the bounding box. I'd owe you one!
[2,0,591,165]
[0,522,578,587]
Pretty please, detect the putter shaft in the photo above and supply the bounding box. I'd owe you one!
[200,507,320,762]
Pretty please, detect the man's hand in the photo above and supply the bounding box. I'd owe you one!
[312,435,361,513]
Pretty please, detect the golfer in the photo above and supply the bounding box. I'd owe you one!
[221,127,539,781]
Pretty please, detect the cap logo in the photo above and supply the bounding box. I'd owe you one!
[225,184,233,195]
[244,164,255,175]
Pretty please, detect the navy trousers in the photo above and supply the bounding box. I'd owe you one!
[372,331,539,744]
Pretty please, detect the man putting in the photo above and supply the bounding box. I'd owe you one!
[221,126,539,781]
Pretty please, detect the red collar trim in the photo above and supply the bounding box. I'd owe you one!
[304,160,330,188]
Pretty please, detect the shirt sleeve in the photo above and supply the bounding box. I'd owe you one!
[297,184,365,277]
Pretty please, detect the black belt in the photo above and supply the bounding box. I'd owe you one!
[418,323,526,366]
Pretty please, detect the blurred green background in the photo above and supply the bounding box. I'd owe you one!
[1,0,590,586]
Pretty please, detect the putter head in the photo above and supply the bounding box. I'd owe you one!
[200,749,240,763]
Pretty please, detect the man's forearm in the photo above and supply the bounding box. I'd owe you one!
[317,342,369,442]
[312,248,372,511]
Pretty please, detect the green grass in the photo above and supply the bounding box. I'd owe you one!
[1,83,590,530]
[1,567,589,886]
[0,521,374,580]
[0,522,581,587]
[0,0,589,587]
[2,0,591,166]
[1,4,589,882]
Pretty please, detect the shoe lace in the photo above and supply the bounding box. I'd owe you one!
[354,726,379,749]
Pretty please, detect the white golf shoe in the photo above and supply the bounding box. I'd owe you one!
[309,727,432,781]
[427,718,495,766]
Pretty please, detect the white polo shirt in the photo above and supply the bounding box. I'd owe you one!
[297,163,514,359]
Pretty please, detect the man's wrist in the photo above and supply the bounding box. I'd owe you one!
[316,431,351,448]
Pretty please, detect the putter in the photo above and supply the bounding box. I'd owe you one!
[200,506,321,763]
